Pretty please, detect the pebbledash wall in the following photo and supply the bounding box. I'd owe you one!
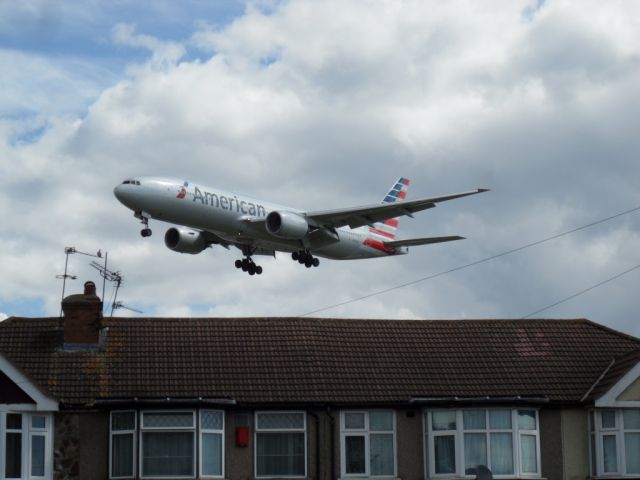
[1,282,639,480]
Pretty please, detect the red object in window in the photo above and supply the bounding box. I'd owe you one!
[236,426,249,447]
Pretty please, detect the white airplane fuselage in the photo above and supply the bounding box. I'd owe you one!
[114,177,400,261]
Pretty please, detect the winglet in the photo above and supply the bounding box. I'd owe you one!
[478,188,490,193]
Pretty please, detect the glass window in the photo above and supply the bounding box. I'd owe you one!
[341,410,395,477]
[433,411,456,431]
[256,412,306,477]
[200,410,224,478]
[111,411,136,479]
[426,409,538,477]
[2,413,52,480]
[601,410,617,429]
[140,411,196,479]
[591,409,640,476]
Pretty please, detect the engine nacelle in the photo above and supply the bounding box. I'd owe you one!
[164,227,207,254]
[266,211,309,239]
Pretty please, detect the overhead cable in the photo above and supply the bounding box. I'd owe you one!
[298,205,640,317]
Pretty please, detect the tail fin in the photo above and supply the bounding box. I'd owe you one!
[368,177,410,241]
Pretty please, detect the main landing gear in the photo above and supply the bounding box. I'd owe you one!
[292,250,320,268]
[235,257,263,276]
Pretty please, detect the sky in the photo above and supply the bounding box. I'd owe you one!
[1,0,639,336]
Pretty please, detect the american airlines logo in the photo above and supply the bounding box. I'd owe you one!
[192,186,267,217]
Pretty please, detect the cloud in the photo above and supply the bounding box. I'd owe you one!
[0,312,7,322]
[1,0,640,336]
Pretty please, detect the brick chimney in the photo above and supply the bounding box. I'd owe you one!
[62,281,103,345]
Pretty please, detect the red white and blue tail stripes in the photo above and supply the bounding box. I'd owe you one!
[367,177,409,242]
[364,177,410,253]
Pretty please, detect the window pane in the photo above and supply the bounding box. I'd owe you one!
[623,409,640,430]
[371,433,394,476]
[31,435,45,476]
[433,411,456,431]
[625,433,640,474]
[256,432,305,476]
[603,435,617,473]
[5,432,22,478]
[491,433,514,475]
[520,434,538,473]
[31,416,46,430]
[601,410,616,429]
[345,413,365,430]
[518,410,536,430]
[201,411,223,430]
[464,433,487,473]
[112,434,134,478]
[464,410,486,430]
[142,432,194,477]
[370,412,393,432]
[345,436,366,474]
[258,412,305,430]
[144,412,193,428]
[434,435,456,474]
[7,413,22,430]
[112,412,135,431]
[202,433,222,476]
[489,410,512,430]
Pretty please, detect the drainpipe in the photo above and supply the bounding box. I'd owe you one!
[308,410,321,480]
[327,406,335,480]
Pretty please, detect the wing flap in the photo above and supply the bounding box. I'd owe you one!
[384,235,465,248]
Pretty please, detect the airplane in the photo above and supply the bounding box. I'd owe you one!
[113,176,488,275]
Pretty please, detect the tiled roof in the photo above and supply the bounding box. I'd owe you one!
[0,317,638,407]
[584,347,640,402]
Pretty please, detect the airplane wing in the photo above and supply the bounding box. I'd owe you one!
[384,235,464,248]
[304,188,489,229]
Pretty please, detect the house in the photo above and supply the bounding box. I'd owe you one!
[0,281,639,480]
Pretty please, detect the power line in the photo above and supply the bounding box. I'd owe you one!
[298,205,640,317]
[521,263,640,319]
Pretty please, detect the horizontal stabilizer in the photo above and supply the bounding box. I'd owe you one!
[384,235,465,248]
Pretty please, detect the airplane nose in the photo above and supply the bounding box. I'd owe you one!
[113,184,124,202]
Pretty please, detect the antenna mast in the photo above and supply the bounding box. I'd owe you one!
[90,261,124,316]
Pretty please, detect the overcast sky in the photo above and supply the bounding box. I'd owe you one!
[1,0,639,336]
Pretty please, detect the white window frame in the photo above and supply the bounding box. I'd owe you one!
[340,410,397,478]
[109,410,137,479]
[139,410,197,480]
[199,410,225,479]
[0,411,54,480]
[591,408,640,477]
[424,408,541,479]
[254,411,307,479]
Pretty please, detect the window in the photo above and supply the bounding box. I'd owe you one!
[425,409,540,478]
[0,412,53,480]
[110,411,136,479]
[200,410,224,478]
[340,410,396,477]
[255,411,306,477]
[140,411,196,479]
[109,410,225,480]
[590,409,640,477]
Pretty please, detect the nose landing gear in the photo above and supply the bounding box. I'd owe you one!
[137,212,152,237]
[292,250,320,268]
[235,257,263,275]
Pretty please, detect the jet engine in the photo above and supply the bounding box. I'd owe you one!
[266,211,309,239]
[164,227,207,254]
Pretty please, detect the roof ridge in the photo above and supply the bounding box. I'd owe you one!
[580,318,640,343]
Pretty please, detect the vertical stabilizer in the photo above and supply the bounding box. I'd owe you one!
[368,177,410,241]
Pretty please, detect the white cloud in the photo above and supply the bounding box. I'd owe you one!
[1,0,640,336]
[0,312,7,322]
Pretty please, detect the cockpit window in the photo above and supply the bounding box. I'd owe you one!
[122,180,141,186]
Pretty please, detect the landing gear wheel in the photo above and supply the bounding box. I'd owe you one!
[292,251,299,261]
[235,260,242,269]
[256,266,263,275]
[312,258,320,267]
[140,228,152,237]
[248,264,256,275]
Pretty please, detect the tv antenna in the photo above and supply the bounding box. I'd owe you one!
[90,261,142,316]
[57,246,104,317]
